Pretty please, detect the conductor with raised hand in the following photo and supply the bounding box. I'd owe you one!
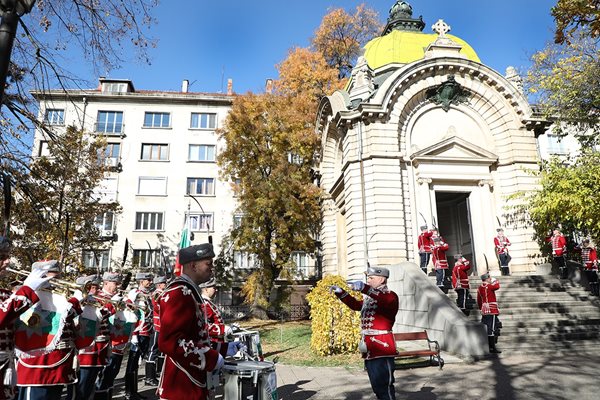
[331,267,399,400]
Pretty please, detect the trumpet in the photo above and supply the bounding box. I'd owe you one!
[5,267,80,291]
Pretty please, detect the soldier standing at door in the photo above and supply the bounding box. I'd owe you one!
[546,228,568,279]
[431,236,449,289]
[417,226,434,274]
[494,228,511,276]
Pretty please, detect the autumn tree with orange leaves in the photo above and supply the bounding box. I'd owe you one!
[218,4,381,314]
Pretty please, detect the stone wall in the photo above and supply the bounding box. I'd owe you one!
[388,261,488,358]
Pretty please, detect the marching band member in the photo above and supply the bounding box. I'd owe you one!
[158,244,242,400]
[477,273,502,354]
[124,272,154,400]
[16,260,83,400]
[546,228,568,279]
[417,226,434,274]
[72,274,114,400]
[451,254,471,313]
[0,237,51,400]
[494,228,512,276]
[95,272,126,400]
[331,267,399,400]
[145,276,167,386]
[431,235,450,289]
[575,239,599,296]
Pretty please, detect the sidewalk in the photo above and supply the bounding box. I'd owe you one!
[127,351,598,399]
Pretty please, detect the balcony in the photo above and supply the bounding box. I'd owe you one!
[94,123,126,138]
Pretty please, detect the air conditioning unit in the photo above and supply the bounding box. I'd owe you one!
[101,230,114,238]
[104,158,118,167]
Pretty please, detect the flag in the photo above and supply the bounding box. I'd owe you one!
[174,213,191,276]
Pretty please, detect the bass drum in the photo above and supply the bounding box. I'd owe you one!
[231,330,263,361]
[222,360,277,400]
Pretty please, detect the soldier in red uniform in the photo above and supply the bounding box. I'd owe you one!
[157,243,241,400]
[125,272,154,400]
[0,237,51,400]
[417,226,434,274]
[71,274,114,400]
[331,266,398,400]
[201,278,231,346]
[477,273,502,354]
[494,228,511,276]
[451,254,471,313]
[431,236,450,289]
[546,228,568,279]
[145,275,167,386]
[16,260,83,400]
[575,239,599,296]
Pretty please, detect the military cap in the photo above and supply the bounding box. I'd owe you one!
[199,277,217,288]
[432,236,441,242]
[496,228,504,232]
[480,273,490,281]
[366,266,390,278]
[76,274,100,286]
[178,243,215,265]
[102,271,122,283]
[153,275,168,285]
[420,225,428,231]
[0,235,11,253]
[32,259,61,273]
[453,254,463,260]
[135,272,154,281]
[583,238,591,244]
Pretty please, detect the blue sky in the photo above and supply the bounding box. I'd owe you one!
[60,0,558,94]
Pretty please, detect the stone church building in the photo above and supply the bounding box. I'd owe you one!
[317,1,546,280]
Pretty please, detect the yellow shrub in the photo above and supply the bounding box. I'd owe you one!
[306,275,361,356]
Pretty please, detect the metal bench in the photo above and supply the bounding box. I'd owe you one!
[394,331,444,369]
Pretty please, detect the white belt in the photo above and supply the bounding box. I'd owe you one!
[361,329,391,335]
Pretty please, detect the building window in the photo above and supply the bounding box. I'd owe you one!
[102,82,128,93]
[138,177,167,196]
[287,152,304,165]
[232,214,243,229]
[141,143,169,161]
[291,251,312,278]
[94,176,118,203]
[132,249,161,269]
[547,134,568,155]
[44,109,64,125]
[96,111,124,134]
[135,212,164,231]
[38,141,50,157]
[189,213,213,231]
[95,212,115,232]
[82,250,111,271]
[99,143,121,167]
[233,250,255,269]
[188,144,216,162]
[190,113,217,129]
[143,112,170,128]
[186,177,215,196]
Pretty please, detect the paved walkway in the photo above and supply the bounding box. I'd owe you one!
[122,351,598,399]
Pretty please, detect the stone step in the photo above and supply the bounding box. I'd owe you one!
[495,339,600,355]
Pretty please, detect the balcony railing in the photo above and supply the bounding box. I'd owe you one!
[94,123,125,137]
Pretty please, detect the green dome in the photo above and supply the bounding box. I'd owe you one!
[363,30,480,69]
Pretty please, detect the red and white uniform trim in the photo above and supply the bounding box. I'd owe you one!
[477,280,500,315]
[418,230,434,253]
[494,235,511,255]
[200,296,225,343]
[451,258,471,289]
[546,234,567,257]
[78,291,115,367]
[431,240,449,270]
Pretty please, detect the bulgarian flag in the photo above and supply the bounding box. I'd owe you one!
[173,213,191,276]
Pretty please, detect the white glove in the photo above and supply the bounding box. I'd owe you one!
[111,294,123,302]
[23,268,53,291]
[72,290,84,301]
[226,340,246,357]
[215,354,225,370]
[224,325,233,336]
[349,281,365,292]
[130,335,139,345]
[329,286,343,294]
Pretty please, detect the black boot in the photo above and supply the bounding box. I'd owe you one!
[488,337,501,354]
[156,355,164,377]
[501,266,510,276]
[144,362,159,386]
[125,372,146,400]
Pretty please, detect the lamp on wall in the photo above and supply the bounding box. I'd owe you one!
[0,0,37,110]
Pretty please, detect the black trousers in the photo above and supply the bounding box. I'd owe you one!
[455,288,469,310]
[554,256,568,278]
[419,252,431,273]
[126,335,151,374]
[365,357,396,400]
[95,353,123,397]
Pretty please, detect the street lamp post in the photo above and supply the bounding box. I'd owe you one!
[188,194,212,244]
[0,0,36,110]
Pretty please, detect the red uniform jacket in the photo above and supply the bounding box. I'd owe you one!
[546,234,567,257]
[575,246,598,271]
[78,293,115,367]
[201,296,226,343]
[17,297,82,386]
[336,284,398,360]
[0,286,39,400]
[158,275,227,400]
[451,258,471,289]
[477,280,500,315]
[494,235,511,255]
[431,240,450,270]
[418,231,434,253]
[152,289,163,333]
[129,288,154,338]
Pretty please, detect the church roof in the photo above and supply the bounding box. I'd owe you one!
[363,30,480,70]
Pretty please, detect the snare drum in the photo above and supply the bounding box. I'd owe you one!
[231,330,263,361]
[222,360,277,400]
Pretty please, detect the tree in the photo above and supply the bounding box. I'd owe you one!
[311,4,382,78]
[218,93,321,315]
[552,0,600,44]
[5,126,121,271]
[525,32,600,144]
[509,152,600,257]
